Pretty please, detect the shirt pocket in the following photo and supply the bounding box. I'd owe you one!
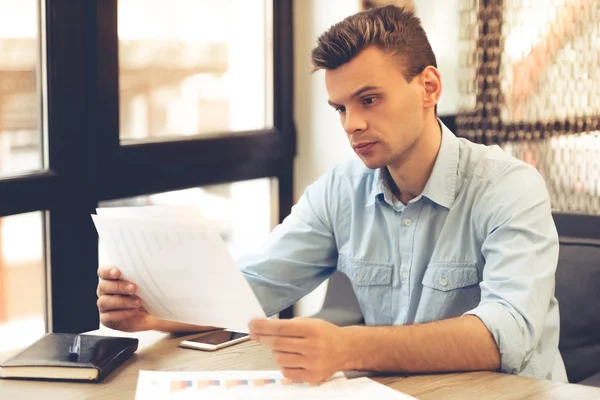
[337,254,393,325]
[415,263,481,323]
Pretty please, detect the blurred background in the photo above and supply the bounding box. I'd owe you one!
[0,0,598,351]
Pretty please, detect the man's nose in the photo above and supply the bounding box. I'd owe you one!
[343,109,367,135]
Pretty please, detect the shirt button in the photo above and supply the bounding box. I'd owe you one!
[355,275,361,282]
[403,218,412,227]
[402,270,409,280]
[440,277,449,286]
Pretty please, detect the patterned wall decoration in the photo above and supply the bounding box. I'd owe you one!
[456,0,600,214]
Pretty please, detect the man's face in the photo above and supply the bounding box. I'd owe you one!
[325,46,426,170]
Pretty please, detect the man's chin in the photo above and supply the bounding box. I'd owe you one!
[358,156,385,170]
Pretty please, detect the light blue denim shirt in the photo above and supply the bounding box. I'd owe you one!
[240,122,567,382]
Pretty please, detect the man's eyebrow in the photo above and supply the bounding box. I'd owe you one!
[351,85,381,98]
[327,85,381,107]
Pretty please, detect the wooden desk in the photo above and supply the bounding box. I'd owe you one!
[1,329,600,400]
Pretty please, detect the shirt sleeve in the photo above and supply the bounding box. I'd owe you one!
[464,163,559,374]
[238,170,339,317]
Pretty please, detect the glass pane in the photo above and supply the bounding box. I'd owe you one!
[0,0,43,177]
[98,178,277,262]
[118,0,273,142]
[0,212,46,352]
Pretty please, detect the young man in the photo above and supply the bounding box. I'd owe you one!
[96,6,566,384]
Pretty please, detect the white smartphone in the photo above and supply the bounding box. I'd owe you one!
[179,330,250,351]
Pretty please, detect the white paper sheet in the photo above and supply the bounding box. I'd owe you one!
[92,206,266,332]
[96,205,209,225]
[134,370,417,400]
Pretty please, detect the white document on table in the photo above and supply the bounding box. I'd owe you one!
[92,206,266,332]
[134,370,417,400]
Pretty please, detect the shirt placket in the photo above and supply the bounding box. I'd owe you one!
[397,201,420,324]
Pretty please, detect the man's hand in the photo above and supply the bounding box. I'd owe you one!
[96,266,159,332]
[248,318,352,385]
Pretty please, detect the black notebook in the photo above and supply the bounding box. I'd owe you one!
[0,333,138,382]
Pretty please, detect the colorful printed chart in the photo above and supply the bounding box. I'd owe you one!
[169,376,298,393]
[135,370,415,400]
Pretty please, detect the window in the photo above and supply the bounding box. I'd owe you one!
[0,0,47,351]
[0,0,294,347]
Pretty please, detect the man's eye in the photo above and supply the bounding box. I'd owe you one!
[335,106,346,113]
[363,97,378,105]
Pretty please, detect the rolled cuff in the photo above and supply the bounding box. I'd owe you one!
[464,302,527,374]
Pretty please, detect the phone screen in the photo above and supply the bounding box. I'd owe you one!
[188,331,249,345]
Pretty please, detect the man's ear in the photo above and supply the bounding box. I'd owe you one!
[421,66,442,110]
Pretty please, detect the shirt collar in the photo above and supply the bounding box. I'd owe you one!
[367,120,459,209]
[366,167,394,207]
[420,121,459,209]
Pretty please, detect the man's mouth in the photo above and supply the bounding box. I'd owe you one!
[352,142,377,154]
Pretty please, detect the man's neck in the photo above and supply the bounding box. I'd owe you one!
[386,118,443,205]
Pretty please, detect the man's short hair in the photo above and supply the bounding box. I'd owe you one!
[311,5,437,83]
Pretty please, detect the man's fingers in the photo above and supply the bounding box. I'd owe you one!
[272,350,306,369]
[99,309,138,329]
[97,267,121,280]
[97,295,141,313]
[255,335,306,353]
[97,279,137,297]
[249,318,314,338]
[281,367,324,384]
[282,367,329,386]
